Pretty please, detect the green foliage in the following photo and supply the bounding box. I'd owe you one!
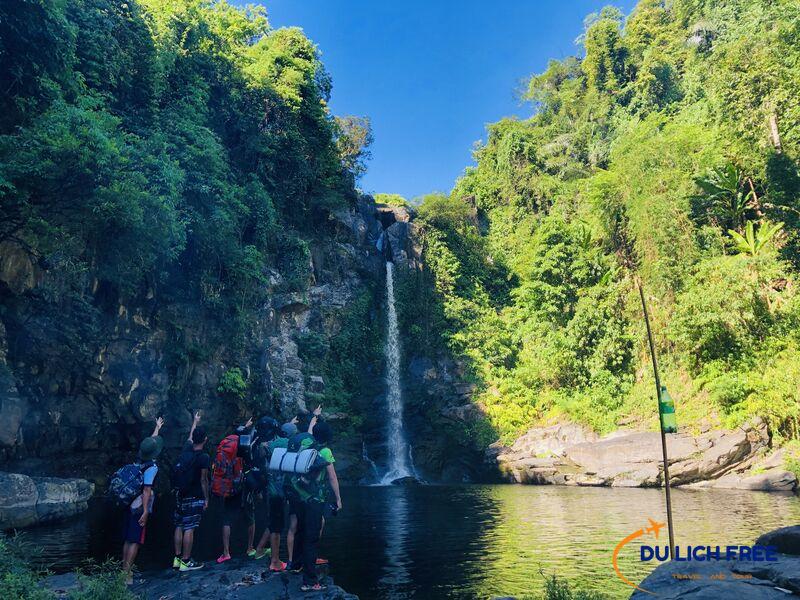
[404,0,800,445]
[67,561,133,600]
[374,193,409,207]
[0,0,364,348]
[537,573,607,600]
[217,367,248,401]
[0,536,133,600]
[296,288,382,425]
[728,221,784,256]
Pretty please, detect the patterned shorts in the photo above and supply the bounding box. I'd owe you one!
[174,496,205,530]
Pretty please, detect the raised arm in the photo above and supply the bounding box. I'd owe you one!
[151,416,164,437]
[188,411,201,442]
[308,405,322,434]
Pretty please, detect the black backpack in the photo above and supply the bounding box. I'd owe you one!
[171,449,198,494]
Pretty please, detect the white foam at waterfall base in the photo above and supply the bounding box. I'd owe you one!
[379,261,413,485]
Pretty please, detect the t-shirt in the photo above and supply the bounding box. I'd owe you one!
[178,441,210,500]
[130,463,158,513]
[292,446,334,502]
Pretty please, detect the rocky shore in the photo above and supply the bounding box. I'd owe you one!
[490,420,798,491]
[632,526,800,598]
[0,471,93,529]
[44,558,357,600]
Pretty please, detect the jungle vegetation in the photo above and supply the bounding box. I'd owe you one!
[399,0,800,444]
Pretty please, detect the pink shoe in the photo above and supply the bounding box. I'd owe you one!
[216,554,231,564]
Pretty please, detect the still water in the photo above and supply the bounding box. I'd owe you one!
[21,484,800,599]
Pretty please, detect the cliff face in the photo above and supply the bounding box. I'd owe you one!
[0,198,389,482]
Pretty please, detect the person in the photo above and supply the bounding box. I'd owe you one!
[286,411,317,573]
[172,411,210,572]
[294,411,343,593]
[213,417,255,563]
[253,417,295,571]
[249,417,278,562]
[122,417,164,585]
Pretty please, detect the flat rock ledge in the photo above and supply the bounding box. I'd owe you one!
[491,419,798,491]
[632,526,800,599]
[0,471,94,529]
[44,559,358,599]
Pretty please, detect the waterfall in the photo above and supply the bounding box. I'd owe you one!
[380,261,412,484]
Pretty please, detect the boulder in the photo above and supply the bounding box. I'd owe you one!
[508,423,597,459]
[634,526,800,598]
[632,558,795,599]
[688,469,797,491]
[756,526,800,556]
[43,559,358,599]
[493,420,780,489]
[0,472,94,529]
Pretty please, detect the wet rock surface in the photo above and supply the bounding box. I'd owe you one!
[0,471,94,528]
[492,419,797,490]
[632,526,800,598]
[44,559,357,599]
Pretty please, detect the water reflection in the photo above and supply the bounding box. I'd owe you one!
[18,485,800,599]
[379,486,412,598]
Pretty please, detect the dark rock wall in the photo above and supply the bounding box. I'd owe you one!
[0,198,385,482]
[0,196,482,485]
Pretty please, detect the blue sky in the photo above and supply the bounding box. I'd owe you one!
[259,0,638,200]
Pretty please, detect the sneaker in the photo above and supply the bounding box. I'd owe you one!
[287,560,302,573]
[179,559,204,572]
[254,548,272,560]
[269,561,287,572]
[172,556,181,569]
[216,554,231,564]
[301,583,327,592]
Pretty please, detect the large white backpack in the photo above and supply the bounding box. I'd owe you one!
[268,447,319,474]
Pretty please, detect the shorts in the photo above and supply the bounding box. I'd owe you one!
[268,495,286,533]
[174,496,205,531]
[219,494,255,527]
[123,508,146,545]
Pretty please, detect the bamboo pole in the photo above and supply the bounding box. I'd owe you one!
[637,279,676,560]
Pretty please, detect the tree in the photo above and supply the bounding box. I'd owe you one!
[335,116,373,180]
[583,9,628,94]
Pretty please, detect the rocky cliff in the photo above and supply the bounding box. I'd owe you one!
[0,196,407,484]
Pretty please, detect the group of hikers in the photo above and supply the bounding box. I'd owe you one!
[109,405,342,593]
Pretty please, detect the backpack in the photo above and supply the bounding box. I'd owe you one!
[211,435,243,498]
[270,432,320,475]
[288,432,314,452]
[269,446,319,474]
[108,461,154,508]
[171,449,198,494]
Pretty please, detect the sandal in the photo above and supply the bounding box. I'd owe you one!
[216,554,231,564]
[269,561,287,572]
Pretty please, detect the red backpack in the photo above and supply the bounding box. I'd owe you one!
[211,435,243,498]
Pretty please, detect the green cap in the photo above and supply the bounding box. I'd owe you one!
[139,435,164,461]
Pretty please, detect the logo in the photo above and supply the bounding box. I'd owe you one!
[612,517,665,595]
[612,517,779,596]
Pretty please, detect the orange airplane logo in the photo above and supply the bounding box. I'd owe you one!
[612,517,666,595]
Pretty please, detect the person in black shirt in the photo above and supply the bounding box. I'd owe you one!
[172,411,210,572]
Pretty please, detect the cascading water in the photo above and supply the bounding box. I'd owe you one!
[380,261,412,484]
